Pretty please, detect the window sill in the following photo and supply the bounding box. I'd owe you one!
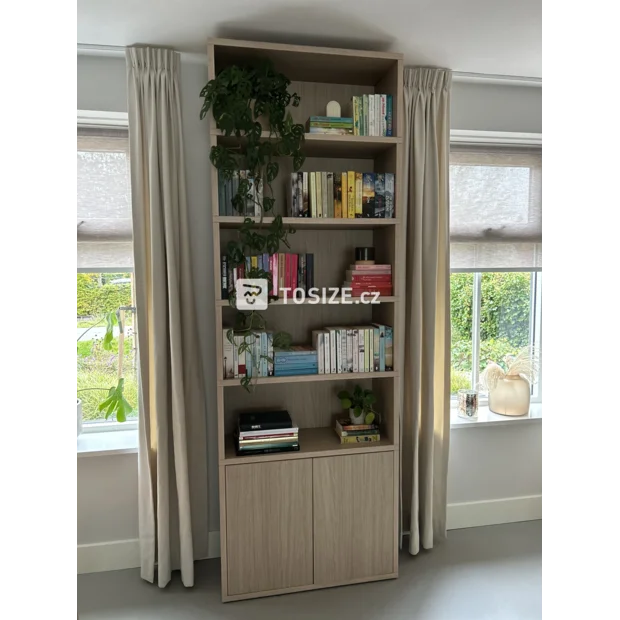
[77,429,138,457]
[450,403,542,429]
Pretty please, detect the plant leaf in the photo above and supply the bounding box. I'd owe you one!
[340,398,352,409]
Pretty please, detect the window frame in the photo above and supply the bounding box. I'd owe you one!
[449,130,542,405]
[78,111,138,433]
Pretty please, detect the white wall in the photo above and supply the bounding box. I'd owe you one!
[77,55,542,559]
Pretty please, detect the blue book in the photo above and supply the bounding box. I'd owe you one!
[275,368,319,376]
[275,358,318,367]
[386,95,393,137]
[260,332,268,377]
[385,326,393,371]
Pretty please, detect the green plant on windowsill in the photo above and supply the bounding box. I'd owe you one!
[337,385,380,426]
[200,60,305,390]
[77,309,134,423]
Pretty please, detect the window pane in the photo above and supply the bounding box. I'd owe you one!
[77,273,138,424]
[450,273,474,395]
[479,272,532,385]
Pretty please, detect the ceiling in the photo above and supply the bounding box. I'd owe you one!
[77,0,541,78]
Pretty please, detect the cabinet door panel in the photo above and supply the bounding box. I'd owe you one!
[226,460,313,596]
[313,452,394,584]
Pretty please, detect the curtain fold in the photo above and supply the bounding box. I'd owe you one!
[401,67,452,555]
[126,46,208,587]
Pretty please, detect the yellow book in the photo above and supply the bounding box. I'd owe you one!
[334,429,381,444]
[355,172,363,218]
[347,171,356,218]
[251,255,258,270]
[341,172,348,218]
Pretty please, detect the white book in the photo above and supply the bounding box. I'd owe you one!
[312,330,325,374]
[346,329,354,373]
[352,329,359,373]
[223,330,234,380]
[364,329,370,372]
[239,426,299,438]
[328,328,337,373]
[358,328,365,372]
[369,329,374,372]
[368,95,375,137]
[310,172,317,218]
[380,95,387,137]
[321,329,331,374]
[375,94,381,137]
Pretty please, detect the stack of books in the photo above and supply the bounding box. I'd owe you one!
[334,418,381,444]
[222,329,273,379]
[235,411,300,455]
[274,346,318,377]
[311,324,393,374]
[218,170,263,216]
[351,94,393,136]
[221,252,314,299]
[343,264,392,297]
[306,116,353,135]
[288,171,395,218]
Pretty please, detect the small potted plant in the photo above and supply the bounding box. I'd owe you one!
[337,385,379,425]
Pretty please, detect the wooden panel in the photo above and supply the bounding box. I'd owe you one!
[225,460,313,596]
[313,452,394,584]
[211,38,402,85]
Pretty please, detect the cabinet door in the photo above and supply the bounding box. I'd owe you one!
[313,452,394,584]
[226,459,313,596]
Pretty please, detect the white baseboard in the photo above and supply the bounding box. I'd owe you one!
[447,495,542,530]
[78,531,222,574]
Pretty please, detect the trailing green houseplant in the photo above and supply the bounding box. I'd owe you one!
[338,385,380,426]
[200,60,306,390]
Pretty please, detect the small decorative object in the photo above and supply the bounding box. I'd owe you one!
[355,247,375,264]
[337,385,379,425]
[480,347,540,416]
[326,100,341,117]
[457,390,478,420]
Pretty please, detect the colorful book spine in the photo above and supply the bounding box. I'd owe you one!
[336,433,381,444]
[375,94,381,137]
[336,419,379,432]
[321,172,328,218]
[363,94,369,136]
[385,173,395,218]
[316,171,323,217]
[297,173,304,217]
[221,255,228,299]
[346,328,354,373]
[334,173,342,218]
[374,173,385,218]
[372,326,380,371]
[368,94,375,136]
[385,326,393,370]
[358,327,365,371]
[386,95,393,136]
[362,172,375,218]
[302,172,309,217]
[347,171,356,218]
[289,173,297,217]
[355,172,363,218]
[306,253,314,290]
[310,172,317,218]
[352,330,359,372]
[267,332,274,376]
[381,95,387,137]
[341,172,348,218]
[352,96,360,135]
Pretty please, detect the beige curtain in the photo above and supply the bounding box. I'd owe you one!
[401,67,452,555]
[126,47,208,587]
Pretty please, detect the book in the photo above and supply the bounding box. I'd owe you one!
[316,171,323,217]
[347,272,392,281]
[267,331,274,376]
[238,410,292,432]
[261,331,268,377]
[236,442,300,455]
[334,431,381,444]
[317,328,331,374]
[308,116,354,124]
[374,173,385,218]
[255,176,263,218]
[274,345,317,356]
[363,94,369,136]
[372,323,386,372]
[278,253,285,295]
[325,328,337,374]
[385,326,393,370]
[335,426,380,437]
[312,330,325,374]
[385,173,395,218]
[297,173,304,217]
[231,171,239,214]
[375,94,381,137]
[341,172,348,218]
[321,172,328,218]
[368,94,375,136]
[347,171,356,218]
[306,253,314,290]
[221,255,228,299]
[239,171,248,215]
[222,329,234,379]
[372,326,380,371]
[326,172,334,218]
[352,329,359,372]
[310,172,317,218]
[302,172,309,217]
[348,263,392,271]
[334,173,342,218]
[239,427,299,439]
[355,172,363,218]
[274,367,318,376]
[289,173,298,217]
[238,435,298,445]
[218,171,226,215]
[352,96,360,135]
[336,418,379,432]
[308,127,353,135]
[362,172,375,218]
[380,95,387,137]
[386,95,393,136]
[234,334,247,378]
[346,328,354,373]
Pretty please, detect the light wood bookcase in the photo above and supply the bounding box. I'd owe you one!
[207,38,404,602]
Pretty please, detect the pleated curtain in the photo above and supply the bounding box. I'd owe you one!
[401,67,452,555]
[126,46,208,587]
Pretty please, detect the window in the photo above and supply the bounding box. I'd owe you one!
[77,124,137,429]
[449,144,542,400]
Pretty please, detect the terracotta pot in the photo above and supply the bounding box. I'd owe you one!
[488,375,531,416]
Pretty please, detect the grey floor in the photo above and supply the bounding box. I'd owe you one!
[77,521,541,620]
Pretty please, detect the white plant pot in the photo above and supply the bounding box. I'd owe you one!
[77,399,83,437]
[488,375,531,416]
[350,408,365,425]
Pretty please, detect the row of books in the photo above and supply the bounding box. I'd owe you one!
[235,411,300,455]
[342,263,392,297]
[217,170,263,216]
[222,329,274,379]
[306,116,353,135]
[274,346,317,377]
[334,418,381,444]
[351,94,393,137]
[288,171,395,218]
[220,253,315,300]
[312,323,393,374]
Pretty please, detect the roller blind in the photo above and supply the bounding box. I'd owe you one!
[77,126,133,269]
[449,145,542,271]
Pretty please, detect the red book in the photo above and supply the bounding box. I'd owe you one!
[348,264,392,271]
[350,274,392,282]
[285,254,291,290]
[292,254,299,290]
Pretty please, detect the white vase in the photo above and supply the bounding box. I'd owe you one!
[488,375,531,416]
[77,399,83,437]
[350,407,365,425]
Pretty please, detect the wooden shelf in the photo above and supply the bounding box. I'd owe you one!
[215,216,399,229]
[223,426,395,464]
[217,296,398,308]
[219,371,398,387]
[213,130,401,159]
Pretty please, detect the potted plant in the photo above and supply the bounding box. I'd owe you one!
[337,385,379,425]
[480,347,540,416]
